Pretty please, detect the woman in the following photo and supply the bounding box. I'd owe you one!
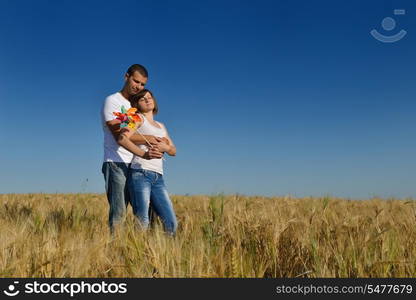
[117,89,178,235]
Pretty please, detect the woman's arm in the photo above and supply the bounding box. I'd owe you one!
[117,128,163,159]
[157,123,176,156]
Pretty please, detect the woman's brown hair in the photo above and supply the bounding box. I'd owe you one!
[129,89,158,115]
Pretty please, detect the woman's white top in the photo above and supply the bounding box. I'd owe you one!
[130,114,167,175]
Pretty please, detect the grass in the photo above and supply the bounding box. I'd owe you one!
[1,193,416,277]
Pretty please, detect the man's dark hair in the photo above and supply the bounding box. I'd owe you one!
[126,64,148,78]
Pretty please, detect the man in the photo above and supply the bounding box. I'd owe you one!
[101,64,163,233]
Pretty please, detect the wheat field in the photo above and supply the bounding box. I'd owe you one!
[1,193,416,277]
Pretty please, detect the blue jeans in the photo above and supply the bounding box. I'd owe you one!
[129,168,177,235]
[102,162,131,233]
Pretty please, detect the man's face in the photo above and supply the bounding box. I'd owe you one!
[124,71,148,96]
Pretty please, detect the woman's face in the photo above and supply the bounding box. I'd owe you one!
[137,92,154,112]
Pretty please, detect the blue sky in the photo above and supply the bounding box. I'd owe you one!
[0,0,415,199]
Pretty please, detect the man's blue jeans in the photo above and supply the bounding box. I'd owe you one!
[102,162,131,233]
[128,168,177,235]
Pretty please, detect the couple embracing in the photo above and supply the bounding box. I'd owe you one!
[101,64,177,236]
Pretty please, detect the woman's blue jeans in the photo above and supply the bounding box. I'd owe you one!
[128,168,177,235]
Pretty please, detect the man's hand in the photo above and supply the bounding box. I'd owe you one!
[141,135,163,146]
[153,141,171,153]
[142,148,163,160]
[159,137,170,145]
[131,134,170,147]
[120,127,134,138]
[146,136,170,148]
[149,137,170,153]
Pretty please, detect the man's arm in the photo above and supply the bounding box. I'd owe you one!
[106,120,161,145]
[117,128,163,159]
[154,122,176,156]
[130,132,164,146]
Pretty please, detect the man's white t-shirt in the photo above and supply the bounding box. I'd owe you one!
[101,92,133,163]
